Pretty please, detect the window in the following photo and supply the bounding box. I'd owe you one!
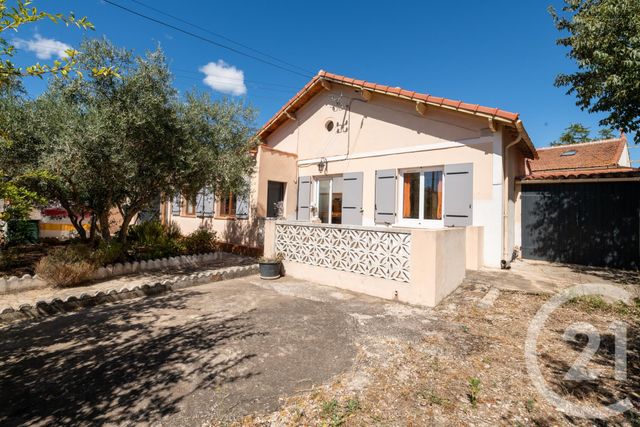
[218,192,236,217]
[400,168,443,225]
[315,176,342,224]
[267,181,286,218]
[182,194,196,216]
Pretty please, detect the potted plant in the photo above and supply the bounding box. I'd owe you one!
[258,252,283,280]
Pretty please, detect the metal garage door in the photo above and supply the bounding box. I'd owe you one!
[521,181,640,269]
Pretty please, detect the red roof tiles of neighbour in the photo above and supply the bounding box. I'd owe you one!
[521,167,639,181]
[527,138,627,173]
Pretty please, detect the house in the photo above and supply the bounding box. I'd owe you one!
[516,136,640,269]
[166,70,538,269]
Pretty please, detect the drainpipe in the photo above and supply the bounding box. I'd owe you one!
[501,120,523,269]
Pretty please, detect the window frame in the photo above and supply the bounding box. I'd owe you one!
[181,194,197,217]
[397,166,445,228]
[314,175,343,224]
[217,191,237,218]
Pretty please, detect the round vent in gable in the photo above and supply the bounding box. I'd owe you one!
[325,120,335,132]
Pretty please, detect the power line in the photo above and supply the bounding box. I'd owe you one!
[102,0,313,79]
[174,74,295,93]
[127,0,313,76]
[173,67,298,89]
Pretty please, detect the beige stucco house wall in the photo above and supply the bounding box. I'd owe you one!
[161,71,535,268]
[258,79,533,267]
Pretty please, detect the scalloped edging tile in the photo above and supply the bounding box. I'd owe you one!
[0,263,259,325]
[0,251,234,295]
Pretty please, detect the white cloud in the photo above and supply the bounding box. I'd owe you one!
[14,34,72,60]
[199,60,247,96]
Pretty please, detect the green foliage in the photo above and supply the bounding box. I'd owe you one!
[3,38,257,242]
[182,227,217,254]
[0,0,117,89]
[6,219,38,245]
[551,123,591,146]
[320,397,360,426]
[551,122,619,146]
[127,220,184,260]
[550,0,640,143]
[468,377,481,407]
[94,239,128,265]
[35,245,97,287]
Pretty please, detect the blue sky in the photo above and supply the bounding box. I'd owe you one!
[11,0,636,160]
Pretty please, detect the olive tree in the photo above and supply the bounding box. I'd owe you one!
[12,39,257,242]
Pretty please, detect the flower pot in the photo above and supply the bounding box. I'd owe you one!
[259,261,281,280]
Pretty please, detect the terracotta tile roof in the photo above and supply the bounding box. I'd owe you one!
[527,138,627,173]
[257,70,536,158]
[521,167,639,181]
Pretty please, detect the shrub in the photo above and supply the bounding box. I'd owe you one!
[35,245,97,287]
[95,240,129,266]
[182,227,217,254]
[128,220,184,260]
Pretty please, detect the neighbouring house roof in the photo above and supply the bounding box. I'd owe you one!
[522,137,639,181]
[257,70,537,159]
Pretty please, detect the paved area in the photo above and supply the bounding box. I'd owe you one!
[0,275,436,426]
[471,259,640,296]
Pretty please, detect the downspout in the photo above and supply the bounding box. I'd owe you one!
[501,120,523,269]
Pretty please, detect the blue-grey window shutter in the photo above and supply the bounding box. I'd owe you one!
[196,188,205,217]
[444,163,473,227]
[342,172,364,225]
[203,187,215,218]
[172,193,181,216]
[375,169,396,224]
[297,176,311,221]
[235,192,249,219]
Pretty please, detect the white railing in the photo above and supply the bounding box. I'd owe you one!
[274,221,411,282]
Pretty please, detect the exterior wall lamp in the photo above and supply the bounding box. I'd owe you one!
[318,157,327,173]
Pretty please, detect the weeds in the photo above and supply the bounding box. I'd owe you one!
[569,295,640,317]
[468,377,481,407]
[321,397,360,426]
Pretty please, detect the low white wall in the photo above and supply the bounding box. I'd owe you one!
[266,220,479,307]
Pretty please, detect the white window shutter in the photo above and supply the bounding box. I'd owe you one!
[374,169,396,224]
[196,189,205,217]
[203,187,215,218]
[297,176,311,221]
[342,172,364,225]
[444,163,473,227]
[236,192,249,219]
[172,193,181,216]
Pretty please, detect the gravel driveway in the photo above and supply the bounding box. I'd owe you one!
[0,275,433,426]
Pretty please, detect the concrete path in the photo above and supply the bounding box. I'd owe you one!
[467,258,640,296]
[0,275,436,426]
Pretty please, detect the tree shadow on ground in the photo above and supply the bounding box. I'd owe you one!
[0,291,264,426]
[538,318,640,423]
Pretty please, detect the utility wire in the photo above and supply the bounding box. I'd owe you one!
[127,0,313,76]
[102,0,313,79]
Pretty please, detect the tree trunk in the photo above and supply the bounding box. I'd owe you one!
[61,201,87,241]
[98,211,111,240]
[118,210,136,243]
[88,214,97,242]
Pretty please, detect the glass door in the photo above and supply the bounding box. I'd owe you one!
[316,176,343,224]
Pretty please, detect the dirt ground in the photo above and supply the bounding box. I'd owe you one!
[1,264,638,426]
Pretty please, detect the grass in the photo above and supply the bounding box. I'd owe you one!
[568,295,640,316]
[467,377,481,408]
[320,397,360,426]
